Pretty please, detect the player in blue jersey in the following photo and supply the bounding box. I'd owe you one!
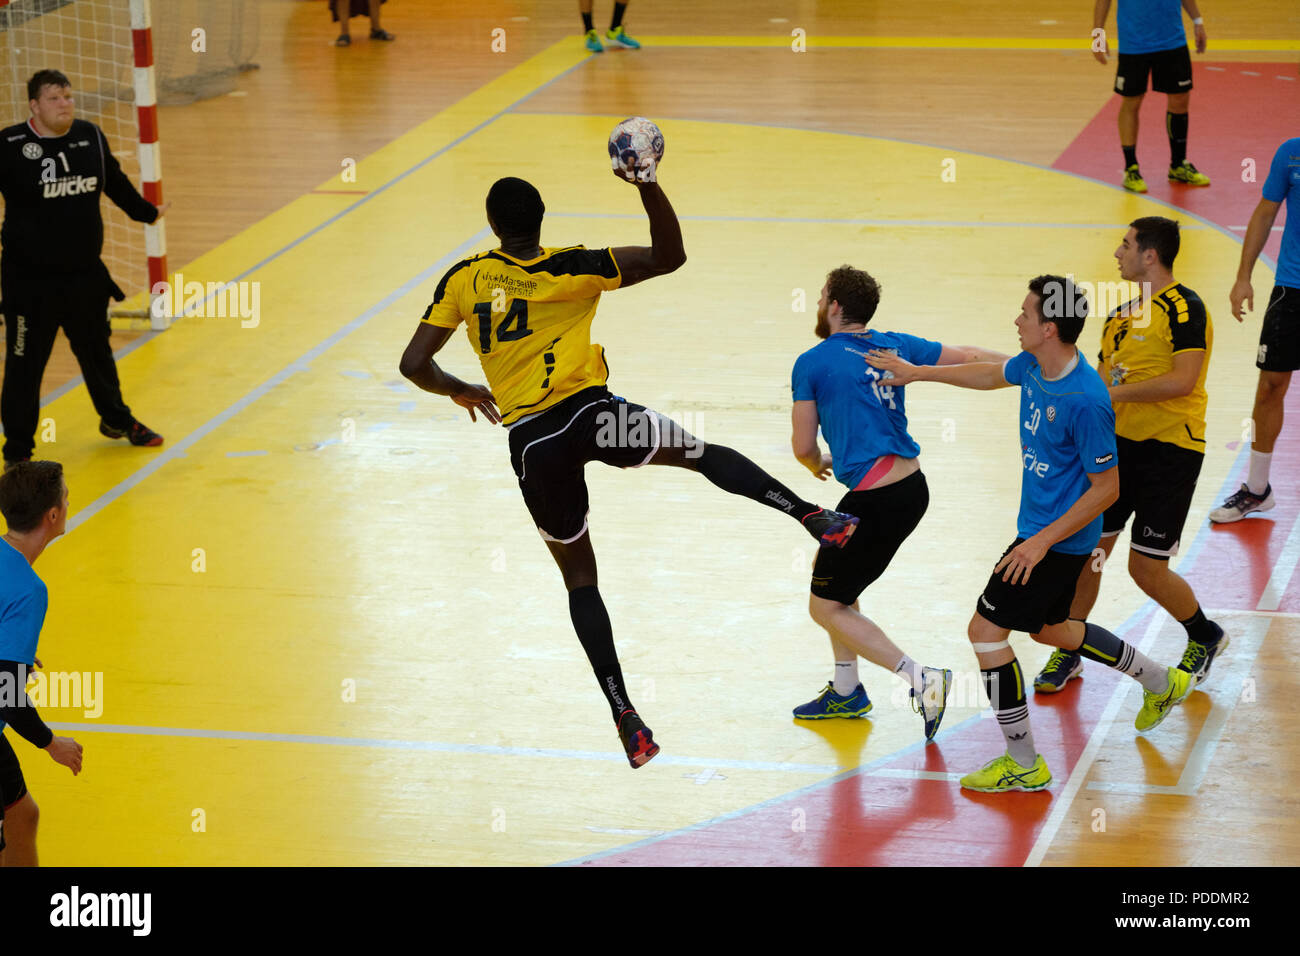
[1212,137,1300,521]
[1092,0,1210,192]
[788,266,1010,739]
[0,460,83,865]
[869,276,1195,792]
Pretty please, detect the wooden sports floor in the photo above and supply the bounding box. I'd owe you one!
[10,0,1300,865]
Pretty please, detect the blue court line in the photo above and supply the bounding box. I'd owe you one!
[525,111,1281,274]
[41,721,839,775]
[62,228,492,534]
[550,212,1212,229]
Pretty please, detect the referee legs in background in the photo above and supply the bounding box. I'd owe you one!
[2,271,162,466]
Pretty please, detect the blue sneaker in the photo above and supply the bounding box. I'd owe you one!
[911,666,952,742]
[793,683,872,719]
[605,26,641,49]
[584,29,604,53]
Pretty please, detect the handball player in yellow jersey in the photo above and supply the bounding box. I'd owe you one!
[399,174,859,768]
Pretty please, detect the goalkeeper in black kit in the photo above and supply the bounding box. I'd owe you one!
[0,69,166,467]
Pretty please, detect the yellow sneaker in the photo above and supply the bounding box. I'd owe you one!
[1123,164,1148,193]
[959,752,1052,792]
[1135,666,1194,732]
[1168,161,1210,186]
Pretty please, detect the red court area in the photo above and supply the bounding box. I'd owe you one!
[575,64,1300,866]
[1054,61,1297,264]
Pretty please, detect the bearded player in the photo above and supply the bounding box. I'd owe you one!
[399,169,859,768]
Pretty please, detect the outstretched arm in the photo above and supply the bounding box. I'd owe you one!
[868,349,1011,390]
[936,344,1013,366]
[610,179,686,288]
[399,323,500,424]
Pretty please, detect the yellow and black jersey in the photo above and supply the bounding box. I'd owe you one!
[421,245,623,424]
[1099,282,1212,452]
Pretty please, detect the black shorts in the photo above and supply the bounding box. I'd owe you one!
[0,732,29,853]
[1114,45,1193,96]
[810,470,929,605]
[508,386,664,542]
[1102,435,1203,559]
[976,540,1089,634]
[1257,285,1300,372]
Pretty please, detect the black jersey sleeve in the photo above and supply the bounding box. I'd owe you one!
[98,127,158,224]
[1167,292,1208,353]
[0,660,55,749]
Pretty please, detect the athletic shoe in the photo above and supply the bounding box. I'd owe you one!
[1168,161,1210,186]
[1134,666,1194,732]
[1033,648,1083,693]
[802,508,859,549]
[617,709,659,768]
[911,666,951,742]
[369,28,395,41]
[792,682,873,719]
[959,752,1052,793]
[584,29,604,52]
[100,419,164,447]
[605,26,641,49]
[1209,483,1274,523]
[1179,625,1229,686]
[1123,164,1148,193]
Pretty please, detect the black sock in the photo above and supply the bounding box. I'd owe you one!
[695,445,819,522]
[1122,144,1138,168]
[981,659,1035,767]
[610,2,627,30]
[581,11,594,31]
[569,585,634,723]
[1179,606,1220,645]
[1167,112,1188,167]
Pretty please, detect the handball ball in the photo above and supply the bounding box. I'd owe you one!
[609,117,665,183]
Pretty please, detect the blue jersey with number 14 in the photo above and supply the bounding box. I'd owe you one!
[791,329,942,490]
[1003,350,1117,555]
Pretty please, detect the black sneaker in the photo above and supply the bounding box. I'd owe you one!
[802,508,860,549]
[1034,648,1083,693]
[616,709,659,769]
[100,419,164,447]
[1209,483,1274,523]
[1179,623,1229,686]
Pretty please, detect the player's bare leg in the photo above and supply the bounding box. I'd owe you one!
[642,412,859,547]
[1119,92,1146,191]
[1252,370,1290,455]
[808,596,902,670]
[0,794,38,867]
[368,0,393,40]
[544,533,658,768]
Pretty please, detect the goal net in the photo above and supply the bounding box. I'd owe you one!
[0,0,258,325]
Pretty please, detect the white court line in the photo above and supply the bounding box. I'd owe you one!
[41,721,841,775]
[865,768,963,782]
[1023,610,1166,867]
[1255,514,1300,610]
[1086,613,1271,796]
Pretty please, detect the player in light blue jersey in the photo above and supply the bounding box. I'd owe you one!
[870,276,1195,792]
[1092,0,1210,192]
[1212,137,1300,522]
[788,266,1011,740]
[0,461,83,865]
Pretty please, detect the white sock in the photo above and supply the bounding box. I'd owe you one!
[833,660,859,696]
[893,654,924,693]
[1247,451,1272,496]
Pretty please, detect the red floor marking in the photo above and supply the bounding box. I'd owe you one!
[579,74,1300,866]
[1052,62,1298,265]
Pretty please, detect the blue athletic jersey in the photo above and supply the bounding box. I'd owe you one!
[0,540,47,734]
[1117,0,1186,54]
[1002,350,1118,555]
[792,329,942,489]
[1263,138,1300,289]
